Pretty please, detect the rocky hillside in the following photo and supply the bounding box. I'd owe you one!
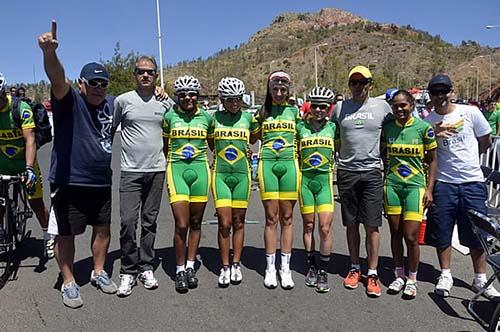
[163,8,498,101]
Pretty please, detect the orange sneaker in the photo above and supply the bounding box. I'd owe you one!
[343,268,361,289]
[366,274,382,297]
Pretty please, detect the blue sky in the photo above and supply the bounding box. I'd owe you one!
[2,0,499,84]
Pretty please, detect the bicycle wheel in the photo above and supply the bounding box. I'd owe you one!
[0,201,14,283]
[13,185,30,245]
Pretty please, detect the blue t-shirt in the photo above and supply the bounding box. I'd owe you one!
[49,88,114,186]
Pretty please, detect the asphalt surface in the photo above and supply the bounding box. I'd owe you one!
[0,138,497,332]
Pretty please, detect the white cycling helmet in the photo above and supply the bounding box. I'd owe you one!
[307,86,335,104]
[0,73,6,93]
[173,75,201,94]
[218,77,245,98]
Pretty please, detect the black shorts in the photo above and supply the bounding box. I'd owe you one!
[337,169,383,227]
[50,184,112,236]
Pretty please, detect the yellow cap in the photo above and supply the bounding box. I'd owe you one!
[348,65,372,79]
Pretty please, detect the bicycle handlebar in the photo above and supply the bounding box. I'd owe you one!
[0,174,24,181]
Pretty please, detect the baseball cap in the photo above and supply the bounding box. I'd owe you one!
[80,62,109,82]
[348,65,372,80]
[428,74,453,89]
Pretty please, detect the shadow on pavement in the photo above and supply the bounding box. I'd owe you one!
[428,292,477,322]
[55,249,122,290]
[461,298,496,327]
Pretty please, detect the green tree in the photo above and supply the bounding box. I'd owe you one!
[102,43,138,96]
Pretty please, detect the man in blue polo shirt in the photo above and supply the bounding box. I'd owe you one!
[38,21,117,309]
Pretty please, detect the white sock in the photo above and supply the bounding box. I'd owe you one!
[281,252,291,271]
[441,269,452,278]
[474,273,487,283]
[265,253,276,271]
[367,269,378,276]
[408,271,418,282]
[351,263,361,271]
[186,260,195,270]
[176,265,185,273]
[43,230,50,241]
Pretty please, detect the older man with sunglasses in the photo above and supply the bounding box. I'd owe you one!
[112,56,173,297]
[331,65,391,298]
[423,74,500,300]
[38,21,117,308]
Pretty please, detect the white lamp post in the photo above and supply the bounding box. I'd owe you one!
[155,0,165,88]
[314,43,328,87]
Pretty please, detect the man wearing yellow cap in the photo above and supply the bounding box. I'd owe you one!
[331,65,391,297]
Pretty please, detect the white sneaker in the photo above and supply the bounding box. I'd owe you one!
[264,269,278,289]
[387,277,406,295]
[230,264,242,284]
[434,274,453,297]
[472,279,500,302]
[138,270,159,290]
[218,267,230,287]
[279,268,295,290]
[117,274,136,297]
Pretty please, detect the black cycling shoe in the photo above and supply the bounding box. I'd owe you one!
[186,268,198,289]
[175,271,188,293]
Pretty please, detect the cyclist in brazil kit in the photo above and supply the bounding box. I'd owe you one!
[297,87,337,294]
[163,75,213,293]
[382,90,437,299]
[254,71,300,290]
[209,77,259,287]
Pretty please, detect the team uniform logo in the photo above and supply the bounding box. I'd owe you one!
[218,145,245,165]
[21,109,33,120]
[426,127,435,139]
[272,138,285,151]
[0,145,21,158]
[176,144,198,160]
[309,154,323,167]
[390,162,418,182]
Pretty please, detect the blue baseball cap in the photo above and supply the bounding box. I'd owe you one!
[428,74,453,89]
[80,62,109,82]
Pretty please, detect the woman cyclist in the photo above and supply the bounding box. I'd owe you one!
[163,75,213,293]
[255,71,300,289]
[382,90,437,299]
[298,87,336,293]
[209,77,259,287]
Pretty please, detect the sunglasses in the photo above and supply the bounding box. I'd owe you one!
[81,78,109,89]
[429,87,451,96]
[177,92,198,99]
[135,68,157,76]
[311,104,329,110]
[223,97,242,103]
[349,79,370,86]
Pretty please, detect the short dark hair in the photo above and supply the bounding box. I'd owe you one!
[392,90,415,105]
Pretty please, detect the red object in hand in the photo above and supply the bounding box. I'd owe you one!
[418,211,427,245]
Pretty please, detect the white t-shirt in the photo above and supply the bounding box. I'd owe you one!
[424,104,491,183]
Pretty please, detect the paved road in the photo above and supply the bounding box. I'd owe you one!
[0,139,496,332]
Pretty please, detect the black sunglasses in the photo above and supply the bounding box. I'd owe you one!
[429,87,451,96]
[223,97,242,103]
[135,68,157,76]
[349,79,370,86]
[311,104,329,110]
[81,78,109,89]
[177,92,198,99]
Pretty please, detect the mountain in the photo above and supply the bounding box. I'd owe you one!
[163,8,499,101]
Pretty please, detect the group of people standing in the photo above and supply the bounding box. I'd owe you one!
[2,21,493,309]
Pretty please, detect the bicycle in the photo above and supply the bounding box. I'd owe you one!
[0,174,33,282]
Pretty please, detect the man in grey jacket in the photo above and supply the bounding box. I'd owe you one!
[113,55,171,297]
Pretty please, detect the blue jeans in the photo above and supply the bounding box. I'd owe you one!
[426,181,488,249]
